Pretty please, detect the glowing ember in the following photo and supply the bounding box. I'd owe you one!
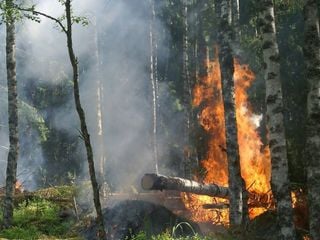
[182,56,272,225]
[15,181,24,193]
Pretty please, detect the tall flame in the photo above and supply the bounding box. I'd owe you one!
[182,56,272,224]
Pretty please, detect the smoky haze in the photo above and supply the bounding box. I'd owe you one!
[0,0,177,191]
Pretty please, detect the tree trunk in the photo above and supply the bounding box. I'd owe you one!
[259,0,296,239]
[149,0,159,173]
[217,0,247,226]
[93,20,107,197]
[231,0,240,41]
[303,1,320,239]
[65,1,106,239]
[141,173,229,198]
[3,0,19,228]
[182,0,193,179]
[194,11,210,163]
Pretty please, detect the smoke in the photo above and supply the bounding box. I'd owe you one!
[0,0,178,191]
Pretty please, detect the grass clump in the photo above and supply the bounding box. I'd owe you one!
[0,198,78,239]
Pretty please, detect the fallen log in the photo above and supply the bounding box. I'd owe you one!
[141,173,274,208]
[141,173,229,199]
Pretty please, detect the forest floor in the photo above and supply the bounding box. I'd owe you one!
[0,185,308,240]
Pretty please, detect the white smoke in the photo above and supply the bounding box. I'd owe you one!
[1,0,173,190]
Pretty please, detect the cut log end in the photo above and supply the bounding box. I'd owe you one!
[141,174,157,190]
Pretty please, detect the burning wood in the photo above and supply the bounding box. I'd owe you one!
[142,173,229,199]
[141,173,274,209]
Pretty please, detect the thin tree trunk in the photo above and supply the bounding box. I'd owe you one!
[182,0,193,179]
[303,1,320,239]
[65,1,106,239]
[217,0,247,226]
[3,0,19,228]
[259,0,296,239]
[93,20,107,197]
[149,0,159,173]
[194,0,209,80]
[231,0,240,41]
[194,3,210,164]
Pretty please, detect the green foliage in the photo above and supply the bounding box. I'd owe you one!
[131,231,218,240]
[19,101,49,142]
[0,0,22,23]
[34,185,77,199]
[0,198,78,239]
[0,226,40,239]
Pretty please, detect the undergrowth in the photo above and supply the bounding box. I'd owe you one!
[130,231,233,240]
[0,198,78,239]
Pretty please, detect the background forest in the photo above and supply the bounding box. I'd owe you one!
[0,0,319,239]
[0,0,311,191]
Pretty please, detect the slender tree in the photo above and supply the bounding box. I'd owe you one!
[17,1,107,238]
[258,0,296,239]
[182,0,193,179]
[303,0,320,239]
[231,0,240,40]
[92,18,107,197]
[149,0,159,173]
[216,0,247,226]
[65,1,106,238]
[2,0,19,228]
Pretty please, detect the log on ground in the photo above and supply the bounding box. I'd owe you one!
[141,173,229,199]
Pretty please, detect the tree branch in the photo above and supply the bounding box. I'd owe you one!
[16,6,67,34]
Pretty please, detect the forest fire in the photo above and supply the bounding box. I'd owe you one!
[182,56,272,224]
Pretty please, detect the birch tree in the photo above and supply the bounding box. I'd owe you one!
[92,18,107,197]
[149,0,159,173]
[303,0,320,239]
[182,0,193,179]
[216,0,247,226]
[2,0,19,228]
[259,0,296,238]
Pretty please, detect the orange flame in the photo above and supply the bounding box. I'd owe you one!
[182,56,272,224]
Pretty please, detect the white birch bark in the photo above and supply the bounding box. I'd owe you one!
[149,0,159,173]
[259,0,296,239]
[217,0,247,226]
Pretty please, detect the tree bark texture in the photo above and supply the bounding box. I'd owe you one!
[149,0,159,173]
[259,0,296,239]
[65,1,106,239]
[141,173,273,208]
[182,0,193,179]
[217,0,247,226]
[231,0,240,41]
[3,0,19,228]
[141,173,229,198]
[303,1,320,239]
